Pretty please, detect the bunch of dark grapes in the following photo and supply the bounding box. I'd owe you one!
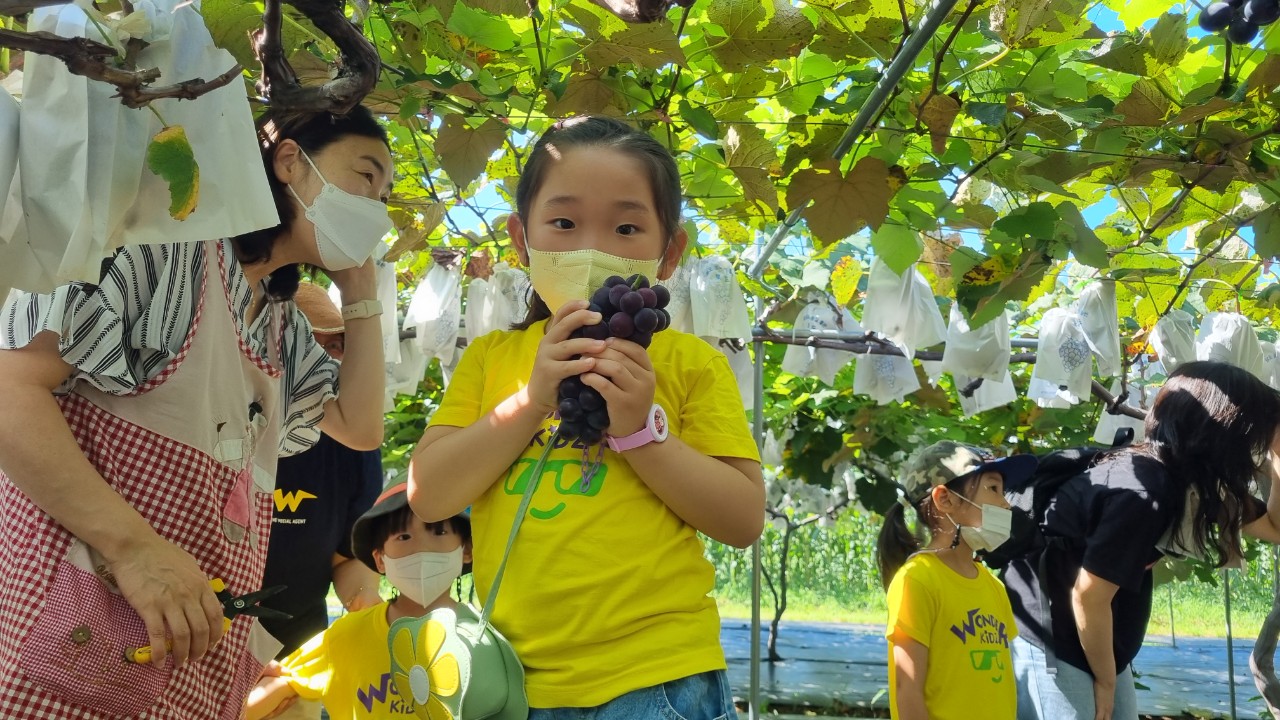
[555,274,673,444]
[1200,0,1279,45]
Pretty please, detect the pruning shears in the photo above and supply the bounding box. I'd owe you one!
[125,578,290,664]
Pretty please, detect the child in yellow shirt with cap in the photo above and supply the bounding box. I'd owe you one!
[876,441,1037,720]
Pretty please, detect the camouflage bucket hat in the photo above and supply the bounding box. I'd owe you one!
[901,440,1038,503]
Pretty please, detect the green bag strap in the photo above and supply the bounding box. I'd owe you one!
[480,427,559,630]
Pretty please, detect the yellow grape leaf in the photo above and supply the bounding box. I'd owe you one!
[386,202,448,261]
[785,158,898,246]
[959,253,1019,287]
[830,255,862,306]
[911,92,961,155]
[724,124,780,211]
[435,115,507,189]
[146,125,200,221]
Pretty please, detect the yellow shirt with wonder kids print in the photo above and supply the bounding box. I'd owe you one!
[429,322,760,707]
[280,602,415,718]
[885,552,1018,720]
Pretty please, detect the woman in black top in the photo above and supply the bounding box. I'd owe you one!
[1008,361,1280,720]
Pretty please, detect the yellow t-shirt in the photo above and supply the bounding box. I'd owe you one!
[885,553,1018,720]
[281,602,416,719]
[429,324,760,707]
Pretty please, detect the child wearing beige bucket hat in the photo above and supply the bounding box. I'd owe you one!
[247,483,527,720]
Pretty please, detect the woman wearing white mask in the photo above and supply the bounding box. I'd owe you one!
[0,107,389,719]
[245,482,500,720]
[876,441,1037,720]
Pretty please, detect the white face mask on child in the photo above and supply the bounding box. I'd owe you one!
[383,546,463,606]
[948,494,1013,553]
[526,247,660,312]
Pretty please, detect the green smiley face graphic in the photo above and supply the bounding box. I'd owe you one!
[503,456,606,520]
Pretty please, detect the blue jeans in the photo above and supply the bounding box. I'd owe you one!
[528,670,736,720]
[1012,636,1138,720]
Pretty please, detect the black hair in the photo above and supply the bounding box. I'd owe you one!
[1120,360,1280,565]
[875,473,981,590]
[512,116,683,330]
[366,505,473,563]
[233,105,390,301]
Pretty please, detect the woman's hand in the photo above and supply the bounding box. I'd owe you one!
[528,301,607,415]
[104,533,226,668]
[580,337,655,437]
[324,261,377,304]
[1092,679,1115,720]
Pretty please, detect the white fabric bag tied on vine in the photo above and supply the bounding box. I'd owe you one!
[956,372,1017,416]
[384,339,429,410]
[376,259,401,365]
[1080,280,1121,379]
[1077,280,1122,378]
[852,351,920,405]
[490,263,531,331]
[464,264,530,342]
[662,262,694,334]
[5,0,275,293]
[1028,307,1093,407]
[1150,308,1196,374]
[1261,342,1280,391]
[464,276,495,343]
[1195,312,1264,379]
[860,259,946,360]
[703,337,755,410]
[689,256,752,340]
[1092,378,1151,445]
[404,261,462,365]
[0,88,16,239]
[781,294,858,385]
[940,305,1010,382]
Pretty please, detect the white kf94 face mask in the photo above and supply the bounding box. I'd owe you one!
[949,493,1013,553]
[288,150,392,271]
[382,546,464,607]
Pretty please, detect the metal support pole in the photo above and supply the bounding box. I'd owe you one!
[1225,569,1238,720]
[749,298,766,720]
[1167,582,1176,649]
[745,0,964,281]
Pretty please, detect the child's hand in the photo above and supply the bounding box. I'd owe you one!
[530,301,607,415]
[581,337,655,437]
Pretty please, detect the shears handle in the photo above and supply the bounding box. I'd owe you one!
[124,579,231,664]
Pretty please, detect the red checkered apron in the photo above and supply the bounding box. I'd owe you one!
[0,240,290,719]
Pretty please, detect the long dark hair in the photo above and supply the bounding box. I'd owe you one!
[234,106,389,301]
[512,116,683,330]
[1121,360,1280,565]
[876,473,980,590]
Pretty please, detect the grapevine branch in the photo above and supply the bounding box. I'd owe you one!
[0,28,242,109]
[252,0,380,113]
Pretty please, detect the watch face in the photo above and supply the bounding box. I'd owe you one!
[651,405,668,440]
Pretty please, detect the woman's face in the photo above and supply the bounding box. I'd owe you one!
[273,134,394,266]
[282,134,393,207]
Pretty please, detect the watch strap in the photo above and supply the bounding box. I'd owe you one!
[341,299,383,321]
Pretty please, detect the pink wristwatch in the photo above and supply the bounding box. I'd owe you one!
[606,404,669,452]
